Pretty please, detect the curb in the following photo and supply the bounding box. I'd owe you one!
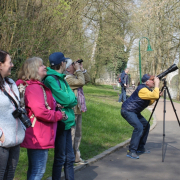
[47,108,157,180]
[147,107,158,131]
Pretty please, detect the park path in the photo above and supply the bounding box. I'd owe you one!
[74,98,180,180]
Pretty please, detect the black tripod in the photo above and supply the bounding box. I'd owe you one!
[142,79,180,162]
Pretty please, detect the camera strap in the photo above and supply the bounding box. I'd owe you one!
[2,88,19,109]
[40,85,51,110]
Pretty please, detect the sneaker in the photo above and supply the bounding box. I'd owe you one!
[137,148,150,154]
[126,150,139,159]
[75,158,88,165]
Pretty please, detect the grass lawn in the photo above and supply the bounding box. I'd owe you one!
[161,96,180,104]
[14,84,151,180]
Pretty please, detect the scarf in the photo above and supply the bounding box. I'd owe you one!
[77,87,87,112]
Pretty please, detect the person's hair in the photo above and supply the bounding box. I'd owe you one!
[18,57,43,81]
[50,62,63,70]
[66,59,73,69]
[0,50,12,89]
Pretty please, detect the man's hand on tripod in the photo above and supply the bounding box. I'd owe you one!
[160,90,164,96]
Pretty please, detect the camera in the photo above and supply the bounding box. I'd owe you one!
[12,108,32,128]
[157,64,178,80]
[56,107,68,121]
[76,59,83,63]
[72,59,83,65]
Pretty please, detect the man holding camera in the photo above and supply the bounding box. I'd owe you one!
[65,58,90,164]
[121,74,160,159]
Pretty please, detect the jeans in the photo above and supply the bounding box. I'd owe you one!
[52,129,75,180]
[121,109,150,153]
[71,114,82,162]
[0,145,20,180]
[118,86,126,102]
[27,149,48,180]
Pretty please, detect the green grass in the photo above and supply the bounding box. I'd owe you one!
[14,84,151,180]
[160,96,180,104]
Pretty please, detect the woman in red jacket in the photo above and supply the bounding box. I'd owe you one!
[16,57,64,180]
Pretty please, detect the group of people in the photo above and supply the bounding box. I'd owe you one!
[0,47,162,180]
[118,68,161,159]
[0,50,90,180]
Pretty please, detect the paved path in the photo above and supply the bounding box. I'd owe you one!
[74,99,180,180]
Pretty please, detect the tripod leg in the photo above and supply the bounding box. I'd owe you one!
[161,82,180,162]
[166,87,180,126]
[147,98,160,124]
[162,87,166,162]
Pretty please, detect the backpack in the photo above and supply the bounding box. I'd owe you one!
[17,81,51,127]
[118,73,122,83]
[18,81,29,108]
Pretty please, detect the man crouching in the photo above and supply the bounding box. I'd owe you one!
[121,74,160,159]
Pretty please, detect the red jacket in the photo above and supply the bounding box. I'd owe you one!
[16,80,63,149]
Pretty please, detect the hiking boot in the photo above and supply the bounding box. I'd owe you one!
[126,150,139,159]
[137,148,150,154]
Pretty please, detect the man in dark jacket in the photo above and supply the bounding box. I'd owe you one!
[118,68,129,103]
[121,74,160,159]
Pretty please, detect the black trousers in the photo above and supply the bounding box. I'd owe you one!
[0,145,20,180]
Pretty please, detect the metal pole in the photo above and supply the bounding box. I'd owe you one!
[139,40,142,84]
[139,37,153,84]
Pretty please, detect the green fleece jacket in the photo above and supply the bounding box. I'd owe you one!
[44,67,77,130]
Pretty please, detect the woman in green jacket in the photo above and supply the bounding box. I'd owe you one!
[44,52,77,180]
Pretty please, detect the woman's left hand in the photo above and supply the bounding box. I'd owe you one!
[56,104,64,109]
[61,111,66,119]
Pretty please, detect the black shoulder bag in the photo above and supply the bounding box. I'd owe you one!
[2,88,32,128]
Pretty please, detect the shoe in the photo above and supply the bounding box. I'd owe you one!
[75,158,88,165]
[126,150,139,159]
[137,148,150,154]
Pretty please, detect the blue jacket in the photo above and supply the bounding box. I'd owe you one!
[122,84,151,113]
[120,71,128,87]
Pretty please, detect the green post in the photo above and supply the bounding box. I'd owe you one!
[139,37,153,84]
